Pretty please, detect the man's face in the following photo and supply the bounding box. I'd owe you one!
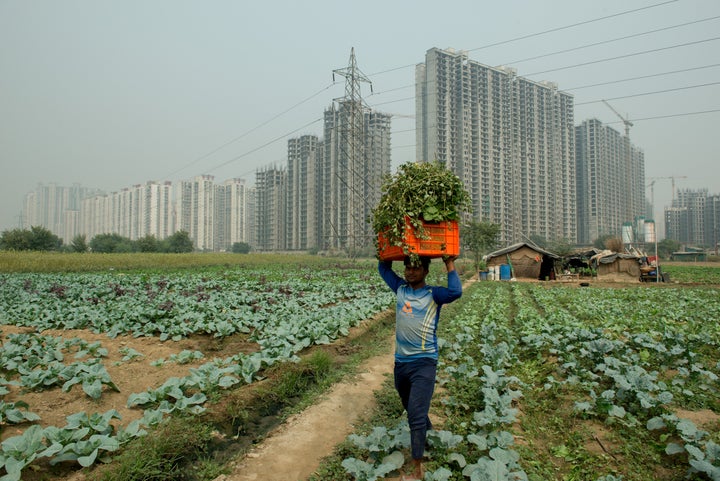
[404,263,428,285]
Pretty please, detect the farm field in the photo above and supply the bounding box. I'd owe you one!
[0,254,398,481]
[0,254,718,481]
[315,274,720,481]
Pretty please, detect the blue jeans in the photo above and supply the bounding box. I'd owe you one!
[394,358,437,460]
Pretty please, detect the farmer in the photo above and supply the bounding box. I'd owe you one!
[378,255,462,481]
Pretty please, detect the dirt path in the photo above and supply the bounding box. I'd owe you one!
[215,346,396,481]
[216,278,477,481]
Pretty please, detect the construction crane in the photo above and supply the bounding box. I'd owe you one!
[602,99,633,137]
[647,175,688,208]
[603,99,634,222]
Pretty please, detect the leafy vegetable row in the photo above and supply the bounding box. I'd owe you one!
[339,282,720,480]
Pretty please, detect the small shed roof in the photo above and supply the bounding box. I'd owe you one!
[485,242,560,261]
[590,250,642,265]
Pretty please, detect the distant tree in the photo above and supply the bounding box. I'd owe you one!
[162,231,194,253]
[114,239,136,253]
[136,234,159,253]
[231,242,251,254]
[461,221,501,272]
[0,229,30,251]
[604,237,624,253]
[657,238,682,259]
[90,233,132,253]
[0,228,32,250]
[28,226,62,251]
[546,238,574,257]
[593,234,615,250]
[70,234,89,253]
[0,226,61,251]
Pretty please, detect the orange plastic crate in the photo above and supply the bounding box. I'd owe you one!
[378,219,460,261]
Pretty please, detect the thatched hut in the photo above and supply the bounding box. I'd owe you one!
[484,243,559,280]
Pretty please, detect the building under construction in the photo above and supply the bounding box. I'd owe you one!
[259,49,392,253]
[576,119,645,245]
[416,47,577,245]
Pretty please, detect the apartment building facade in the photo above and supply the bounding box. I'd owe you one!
[215,178,250,251]
[705,194,720,251]
[78,181,173,242]
[321,102,392,252]
[254,167,286,251]
[287,135,321,251]
[177,175,215,251]
[23,183,102,242]
[665,188,709,247]
[576,119,645,244]
[416,47,576,245]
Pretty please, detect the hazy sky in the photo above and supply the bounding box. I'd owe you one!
[1,0,719,237]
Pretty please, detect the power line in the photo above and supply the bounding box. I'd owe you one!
[468,0,679,53]
[366,0,679,77]
[502,15,720,66]
[391,128,416,135]
[607,108,720,124]
[165,82,337,178]
[525,36,720,77]
[203,117,322,174]
[370,96,415,108]
[563,63,720,91]
[575,81,720,105]
[368,63,720,107]
[166,1,711,184]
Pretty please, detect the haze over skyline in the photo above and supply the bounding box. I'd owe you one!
[1,0,719,240]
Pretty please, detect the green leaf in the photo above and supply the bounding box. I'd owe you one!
[468,433,488,450]
[82,379,103,399]
[77,448,98,467]
[448,452,467,468]
[666,443,684,455]
[380,450,404,470]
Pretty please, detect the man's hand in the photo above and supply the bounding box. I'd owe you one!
[442,255,457,271]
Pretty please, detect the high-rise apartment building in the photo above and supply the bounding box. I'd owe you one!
[215,178,250,251]
[416,47,576,245]
[321,102,391,252]
[287,135,321,251]
[142,181,174,241]
[666,188,708,246]
[255,167,286,251]
[24,177,252,252]
[177,175,215,251]
[80,193,110,241]
[665,207,689,245]
[576,119,645,244]
[80,181,174,242]
[23,183,101,242]
[705,194,720,251]
[246,187,257,250]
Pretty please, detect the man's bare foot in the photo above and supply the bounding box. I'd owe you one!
[400,458,423,480]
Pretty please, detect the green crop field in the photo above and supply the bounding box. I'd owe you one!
[326,275,720,481]
[0,254,718,481]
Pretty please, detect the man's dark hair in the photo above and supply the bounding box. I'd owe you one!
[404,256,431,270]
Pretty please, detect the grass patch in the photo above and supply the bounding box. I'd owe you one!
[0,251,367,273]
[87,305,396,481]
[89,416,217,481]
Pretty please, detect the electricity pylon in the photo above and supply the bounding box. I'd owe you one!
[332,48,372,254]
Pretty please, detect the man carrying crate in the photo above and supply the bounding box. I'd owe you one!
[378,255,462,481]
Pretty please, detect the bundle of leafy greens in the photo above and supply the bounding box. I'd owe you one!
[371,161,471,259]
